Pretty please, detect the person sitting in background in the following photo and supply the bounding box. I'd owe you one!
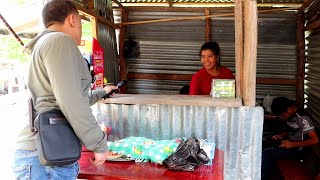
[261,97,319,180]
[179,85,190,95]
[189,41,234,95]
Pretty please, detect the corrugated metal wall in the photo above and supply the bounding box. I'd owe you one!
[305,28,320,128]
[92,103,264,180]
[94,0,120,84]
[114,8,297,100]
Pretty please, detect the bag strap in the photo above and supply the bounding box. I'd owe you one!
[28,97,37,134]
[296,113,305,142]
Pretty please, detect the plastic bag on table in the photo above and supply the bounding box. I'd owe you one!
[163,138,210,171]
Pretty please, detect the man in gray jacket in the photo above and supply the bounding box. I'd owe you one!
[13,0,117,179]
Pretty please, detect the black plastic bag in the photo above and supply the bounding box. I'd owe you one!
[163,138,210,171]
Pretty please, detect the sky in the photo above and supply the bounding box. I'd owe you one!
[0,0,43,34]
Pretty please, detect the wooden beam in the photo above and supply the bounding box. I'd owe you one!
[128,73,192,81]
[118,12,234,25]
[308,27,320,37]
[74,3,120,29]
[296,11,306,109]
[102,94,243,107]
[117,7,296,26]
[112,0,128,12]
[256,78,296,86]
[305,1,320,22]
[119,6,233,12]
[298,0,315,12]
[128,73,295,86]
[119,11,129,93]
[115,2,301,8]
[243,0,258,106]
[307,9,320,25]
[205,8,211,42]
[305,20,320,31]
[234,0,243,99]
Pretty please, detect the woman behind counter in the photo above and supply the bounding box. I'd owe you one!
[189,41,234,95]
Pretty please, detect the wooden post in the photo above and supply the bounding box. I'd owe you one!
[296,11,305,109]
[119,10,128,93]
[205,8,211,42]
[234,0,243,99]
[91,17,98,39]
[243,0,258,106]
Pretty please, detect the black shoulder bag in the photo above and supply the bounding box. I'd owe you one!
[29,98,82,166]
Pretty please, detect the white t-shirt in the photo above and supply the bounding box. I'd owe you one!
[286,113,315,142]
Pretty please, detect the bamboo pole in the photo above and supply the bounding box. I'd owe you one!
[234,0,243,99]
[0,13,24,47]
[242,0,257,106]
[296,11,306,109]
[119,11,128,93]
[117,7,296,26]
[205,8,211,42]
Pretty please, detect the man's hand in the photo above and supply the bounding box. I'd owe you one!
[103,85,118,96]
[271,134,283,140]
[279,140,295,148]
[90,152,108,165]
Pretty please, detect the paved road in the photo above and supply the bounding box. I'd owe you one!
[0,90,29,179]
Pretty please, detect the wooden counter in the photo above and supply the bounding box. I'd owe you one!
[102,94,242,107]
[78,149,224,180]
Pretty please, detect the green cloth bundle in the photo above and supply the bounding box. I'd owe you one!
[107,137,183,164]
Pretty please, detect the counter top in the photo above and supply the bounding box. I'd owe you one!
[78,149,224,180]
[101,94,242,107]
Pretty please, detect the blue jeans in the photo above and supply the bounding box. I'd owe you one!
[12,150,79,180]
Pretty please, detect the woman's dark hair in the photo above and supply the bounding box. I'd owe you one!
[199,41,221,66]
[271,97,296,116]
[42,0,78,28]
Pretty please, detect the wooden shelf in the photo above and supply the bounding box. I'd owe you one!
[101,94,242,107]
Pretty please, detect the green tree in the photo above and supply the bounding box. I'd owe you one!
[0,35,31,63]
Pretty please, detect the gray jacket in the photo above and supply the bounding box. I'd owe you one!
[16,30,108,153]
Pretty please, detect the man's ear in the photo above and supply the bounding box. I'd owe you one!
[66,14,76,27]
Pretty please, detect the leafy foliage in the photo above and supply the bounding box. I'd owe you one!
[0,21,92,63]
[0,35,31,63]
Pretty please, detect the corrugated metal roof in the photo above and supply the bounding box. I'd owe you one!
[117,0,303,4]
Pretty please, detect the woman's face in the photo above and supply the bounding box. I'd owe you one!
[200,49,219,70]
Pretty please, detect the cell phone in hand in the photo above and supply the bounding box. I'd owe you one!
[102,80,127,99]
